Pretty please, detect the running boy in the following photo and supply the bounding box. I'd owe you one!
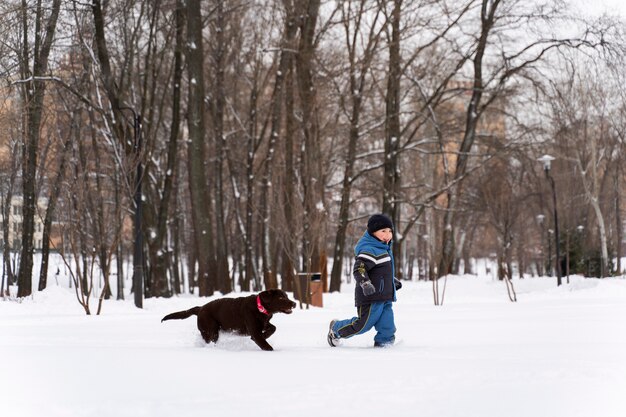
[327,213,401,347]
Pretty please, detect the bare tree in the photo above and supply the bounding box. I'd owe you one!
[0,135,19,296]
[329,0,385,292]
[545,56,621,277]
[259,0,299,290]
[473,151,529,301]
[294,0,327,285]
[437,0,604,278]
[207,0,232,293]
[142,0,185,297]
[38,101,72,291]
[186,0,216,296]
[381,0,401,230]
[15,0,62,297]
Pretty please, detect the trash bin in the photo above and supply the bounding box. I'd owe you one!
[309,273,323,308]
[293,273,324,307]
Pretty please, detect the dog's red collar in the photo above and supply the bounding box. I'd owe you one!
[256,295,269,315]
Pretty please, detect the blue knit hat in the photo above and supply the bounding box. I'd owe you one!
[367,214,393,234]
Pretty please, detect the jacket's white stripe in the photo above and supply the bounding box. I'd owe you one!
[357,254,391,264]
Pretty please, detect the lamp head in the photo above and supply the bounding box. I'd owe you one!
[537,154,555,171]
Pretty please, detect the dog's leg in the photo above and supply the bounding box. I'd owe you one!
[245,318,273,350]
[250,332,273,351]
[262,323,276,339]
[198,316,220,344]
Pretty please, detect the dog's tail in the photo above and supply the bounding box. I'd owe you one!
[161,306,201,322]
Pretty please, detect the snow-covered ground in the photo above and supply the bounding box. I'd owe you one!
[1,275,625,417]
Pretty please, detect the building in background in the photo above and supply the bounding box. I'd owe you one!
[0,196,56,251]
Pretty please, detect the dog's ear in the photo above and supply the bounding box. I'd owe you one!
[258,289,273,305]
[258,289,281,310]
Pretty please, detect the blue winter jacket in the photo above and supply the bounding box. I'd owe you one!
[352,231,396,306]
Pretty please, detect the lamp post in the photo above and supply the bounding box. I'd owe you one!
[537,155,562,286]
[536,214,545,276]
[121,107,144,308]
[547,229,554,277]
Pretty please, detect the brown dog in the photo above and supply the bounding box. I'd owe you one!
[161,289,296,351]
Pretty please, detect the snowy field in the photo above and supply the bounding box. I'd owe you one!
[1,274,626,417]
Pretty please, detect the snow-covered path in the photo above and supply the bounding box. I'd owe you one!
[1,276,625,417]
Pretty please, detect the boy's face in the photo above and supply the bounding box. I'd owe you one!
[373,228,393,244]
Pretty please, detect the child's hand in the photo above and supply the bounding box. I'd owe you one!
[360,280,376,296]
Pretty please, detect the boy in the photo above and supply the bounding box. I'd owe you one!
[327,213,401,348]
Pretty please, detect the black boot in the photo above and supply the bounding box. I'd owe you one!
[327,320,341,347]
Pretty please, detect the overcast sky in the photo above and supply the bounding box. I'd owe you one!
[570,0,626,17]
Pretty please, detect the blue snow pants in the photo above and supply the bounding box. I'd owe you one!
[332,301,396,345]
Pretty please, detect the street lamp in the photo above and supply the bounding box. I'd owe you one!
[537,154,562,286]
[536,214,545,276]
[547,229,554,277]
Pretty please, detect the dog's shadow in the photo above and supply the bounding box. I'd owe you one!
[194,332,259,351]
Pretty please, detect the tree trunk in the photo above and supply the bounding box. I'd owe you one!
[575,126,609,277]
[505,240,513,281]
[172,193,182,295]
[382,0,402,277]
[281,58,297,292]
[295,0,324,283]
[1,140,18,294]
[463,224,477,275]
[17,0,62,298]
[187,238,197,294]
[516,230,525,279]
[87,107,113,299]
[186,0,215,296]
[115,165,124,300]
[329,112,358,292]
[243,84,257,292]
[146,0,185,298]
[211,1,232,294]
[590,198,609,277]
[38,134,71,291]
[453,228,466,275]
[261,0,298,290]
[615,165,622,274]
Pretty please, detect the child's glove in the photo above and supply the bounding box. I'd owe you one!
[360,280,376,296]
[394,278,402,290]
